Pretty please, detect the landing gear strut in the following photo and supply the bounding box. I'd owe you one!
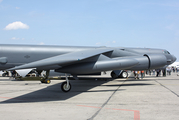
[40,71,71,92]
[40,70,51,84]
[61,74,71,92]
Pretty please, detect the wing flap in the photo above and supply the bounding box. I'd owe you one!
[16,69,33,77]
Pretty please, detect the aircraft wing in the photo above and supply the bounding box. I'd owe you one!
[8,48,113,71]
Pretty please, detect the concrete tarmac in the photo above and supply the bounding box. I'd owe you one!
[0,73,179,120]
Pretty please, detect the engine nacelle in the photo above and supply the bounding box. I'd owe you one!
[144,54,167,69]
[129,54,167,70]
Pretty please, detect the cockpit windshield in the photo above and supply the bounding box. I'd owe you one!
[164,50,170,54]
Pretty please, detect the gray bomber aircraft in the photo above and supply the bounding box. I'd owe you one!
[0,44,176,92]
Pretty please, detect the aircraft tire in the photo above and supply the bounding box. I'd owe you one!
[40,80,45,83]
[61,82,71,92]
[111,71,118,79]
[2,73,6,77]
[120,71,128,78]
[45,79,51,84]
[41,79,51,84]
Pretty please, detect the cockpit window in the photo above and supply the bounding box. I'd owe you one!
[164,50,170,54]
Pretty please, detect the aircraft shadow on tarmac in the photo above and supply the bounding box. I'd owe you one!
[0,77,154,104]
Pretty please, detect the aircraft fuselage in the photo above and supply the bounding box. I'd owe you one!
[0,44,176,74]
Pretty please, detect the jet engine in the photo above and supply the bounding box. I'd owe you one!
[127,54,167,70]
[144,54,167,69]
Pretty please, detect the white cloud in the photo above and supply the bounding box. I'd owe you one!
[4,21,29,30]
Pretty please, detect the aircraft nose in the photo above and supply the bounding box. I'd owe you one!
[172,55,177,62]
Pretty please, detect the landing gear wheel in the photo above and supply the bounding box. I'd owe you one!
[2,73,5,77]
[41,79,51,84]
[45,79,51,84]
[40,80,45,83]
[61,82,71,92]
[111,71,118,79]
[120,71,128,78]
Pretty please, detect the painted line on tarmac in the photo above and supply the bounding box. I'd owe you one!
[77,105,140,120]
[155,80,179,97]
[87,80,126,120]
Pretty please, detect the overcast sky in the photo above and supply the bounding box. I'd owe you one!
[0,0,179,61]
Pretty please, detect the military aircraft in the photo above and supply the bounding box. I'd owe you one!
[0,44,176,92]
